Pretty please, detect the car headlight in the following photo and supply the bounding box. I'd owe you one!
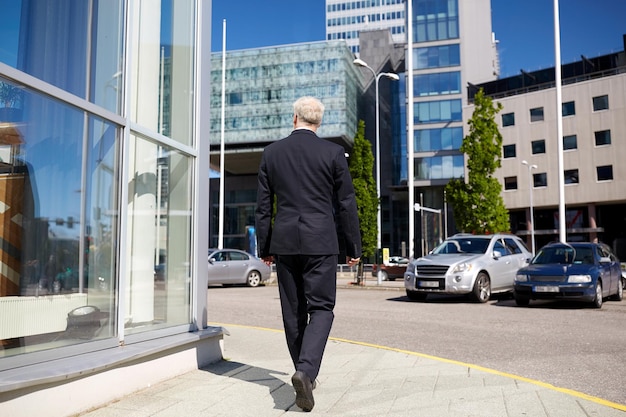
[515,274,528,282]
[568,274,592,283]
[451,262,471,273]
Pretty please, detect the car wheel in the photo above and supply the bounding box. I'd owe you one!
[406,290,427,301]
[471,272,491,303]
[246,270,262,287]
[610,277,623,301]
[514,292,530,306]
[592,280,603,308]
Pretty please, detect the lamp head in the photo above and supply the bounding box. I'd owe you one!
[353,58,368,68]
[384,73,400,81]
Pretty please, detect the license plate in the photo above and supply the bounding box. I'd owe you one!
[534,286,559,293]
[419,280,439,288]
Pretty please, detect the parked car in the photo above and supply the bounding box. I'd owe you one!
[372,256,409,281]
[514,242,623,308]
[208,248,271,287]
[404,233,532,303]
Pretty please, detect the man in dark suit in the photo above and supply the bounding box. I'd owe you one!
[256,96,362,412]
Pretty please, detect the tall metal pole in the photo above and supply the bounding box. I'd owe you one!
[374,74,381,253]
[554,0,566,242]
[353,59,397,283]
[407,0,415,259]
[218,19,226,249]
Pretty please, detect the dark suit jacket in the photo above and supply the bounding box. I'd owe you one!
[255,128,362,259]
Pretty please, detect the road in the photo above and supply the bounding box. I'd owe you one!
[207,283,626,406]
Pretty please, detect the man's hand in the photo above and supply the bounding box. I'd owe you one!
[262,256,274,266]
[346,257,360,267]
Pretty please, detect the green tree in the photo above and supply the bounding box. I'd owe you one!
[445,88,509,234]
[348,120,377,258]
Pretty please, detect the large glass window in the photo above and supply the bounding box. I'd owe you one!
[414,99,462,124]
[531,140,545,154]
[415,155,464,180]
[413,0,459,42]
[414,44,460,69]
[594,130,611,146]
[503,144,516,158]
[0,77,120,357]
[563,134,577,151]
[504,176,518,190]
[597,165,613,181]
[131,0,195,145]
[592,95,609,111]
[562,101,576,117]
[414,127,463,152]
[564,169,579,185]
[414,72,461,96]
[533,172,547,187]
[530,107,544,122]
[125,135,192,335]
[502,112,515,127]
[0,0,124,115]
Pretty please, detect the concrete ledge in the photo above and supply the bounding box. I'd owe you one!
[0,326,225,417]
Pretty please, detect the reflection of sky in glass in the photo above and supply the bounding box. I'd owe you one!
[0,0,21,67]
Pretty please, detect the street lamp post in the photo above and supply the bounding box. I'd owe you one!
[353,58,399,284]
[522,160,538,254]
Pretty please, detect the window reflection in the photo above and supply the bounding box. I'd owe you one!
[125,135,192,334]
[0,0,124,114]
[0,78,119,356]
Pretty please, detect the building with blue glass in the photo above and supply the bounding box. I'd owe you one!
[208,41,364,249]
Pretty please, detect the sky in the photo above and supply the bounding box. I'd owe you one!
[211,0,626,78]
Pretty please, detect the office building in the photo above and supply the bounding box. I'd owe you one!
[0,2,219,415]
[208,41,363,249]
[386,0,499,256]
[471,43,626,256]
[326,0,406,55]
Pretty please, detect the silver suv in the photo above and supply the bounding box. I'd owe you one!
[404,234,532,303]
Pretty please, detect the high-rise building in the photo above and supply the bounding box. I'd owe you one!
[353,0,499,257]
[326,0,406,55]
[208,41,363,249]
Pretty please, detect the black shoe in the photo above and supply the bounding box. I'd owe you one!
[292,371,315,412]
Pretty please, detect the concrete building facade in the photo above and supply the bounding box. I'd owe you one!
[472,45,626,257]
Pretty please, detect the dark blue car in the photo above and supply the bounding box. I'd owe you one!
[514,242,624,308]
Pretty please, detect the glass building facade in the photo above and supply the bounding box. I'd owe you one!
[0,1,214,412]
[208,41,362,249]
[401,0,498,256]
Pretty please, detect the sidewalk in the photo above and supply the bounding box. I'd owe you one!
[78,324,626,417]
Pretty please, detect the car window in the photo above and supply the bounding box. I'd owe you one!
[504,238,522,254]
[533,247,574,264]
[493,240,511,256]
[458,238,489,254]
[229,251,248,261]
[573,247,594,264]
[212,251,228,262]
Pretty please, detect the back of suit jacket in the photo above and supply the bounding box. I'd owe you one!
[256,129,361,258]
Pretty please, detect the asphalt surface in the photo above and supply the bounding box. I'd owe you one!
[77,272,626,416]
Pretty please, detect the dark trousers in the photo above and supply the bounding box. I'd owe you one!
[275,254,337,381]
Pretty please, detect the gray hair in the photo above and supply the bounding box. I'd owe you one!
[293,96,324,126]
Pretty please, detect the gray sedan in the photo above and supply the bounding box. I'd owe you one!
[208,249,271,287]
